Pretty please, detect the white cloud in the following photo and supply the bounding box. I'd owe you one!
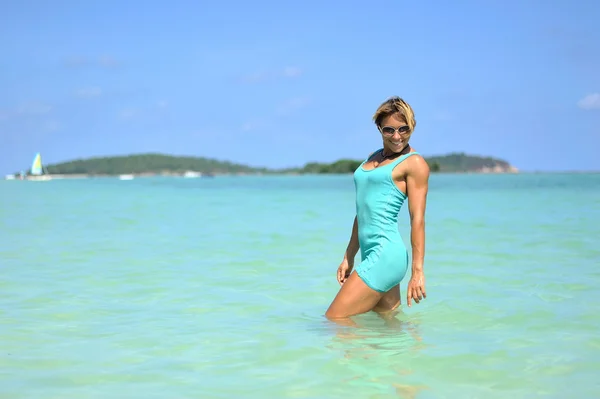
[578,93,600,110]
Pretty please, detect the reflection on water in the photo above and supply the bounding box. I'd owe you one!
[323,310,430,398]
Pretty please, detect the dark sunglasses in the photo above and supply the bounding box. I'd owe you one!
[379,125,410,136]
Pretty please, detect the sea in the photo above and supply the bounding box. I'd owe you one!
[1,172,599,399]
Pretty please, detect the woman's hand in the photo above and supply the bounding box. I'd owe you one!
[406,271,426,307]
[337,258,354,286]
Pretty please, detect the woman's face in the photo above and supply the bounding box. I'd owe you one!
[378,113,412,152]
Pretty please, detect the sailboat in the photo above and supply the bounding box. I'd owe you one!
[28,152,52,181]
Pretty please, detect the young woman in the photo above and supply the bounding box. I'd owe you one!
[325,96,430,322]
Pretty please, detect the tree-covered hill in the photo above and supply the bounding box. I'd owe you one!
[289,152,517,174]
[423,152,517,173]
[35,152,517,176]
[44,153,268,175]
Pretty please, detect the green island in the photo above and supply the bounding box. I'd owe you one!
[36,152,518,177]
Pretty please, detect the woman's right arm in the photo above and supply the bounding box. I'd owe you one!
[343,216,359,264]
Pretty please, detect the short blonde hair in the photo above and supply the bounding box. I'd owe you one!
[373,96,416,133]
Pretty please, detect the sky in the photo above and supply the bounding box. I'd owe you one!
[1,0,599,174]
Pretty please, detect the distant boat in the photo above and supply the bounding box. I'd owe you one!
[118,174,134,180]
[28,153,52,181]
[183,171,202,178]
[4,174,15,180]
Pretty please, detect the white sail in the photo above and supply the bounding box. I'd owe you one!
[28,153,52,181]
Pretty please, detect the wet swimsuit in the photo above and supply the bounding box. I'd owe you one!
[353,149,420,293]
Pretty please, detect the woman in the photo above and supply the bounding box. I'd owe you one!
[325,96,430,322]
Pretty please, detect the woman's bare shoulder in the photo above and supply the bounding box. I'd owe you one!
[406,151,430,176]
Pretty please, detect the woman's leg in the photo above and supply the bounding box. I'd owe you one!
[325,271,384,323]
[373,284,401,314]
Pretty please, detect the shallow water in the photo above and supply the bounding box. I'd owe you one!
[1,173,599,398]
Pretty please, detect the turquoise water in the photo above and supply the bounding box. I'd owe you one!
[1,173,599,398]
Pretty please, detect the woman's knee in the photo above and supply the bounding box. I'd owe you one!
[324,308,342,320]
[325,299,349,319]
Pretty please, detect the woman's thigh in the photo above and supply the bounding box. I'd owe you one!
[325,271,384,319]
[374,284,401,313]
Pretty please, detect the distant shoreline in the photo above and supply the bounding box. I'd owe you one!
[7,151,524,178]
[6,169,599,182]
[10,152,598,178]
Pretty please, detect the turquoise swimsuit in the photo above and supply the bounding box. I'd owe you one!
[353,149,419,293]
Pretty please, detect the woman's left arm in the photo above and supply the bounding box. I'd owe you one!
[406,156,430,307]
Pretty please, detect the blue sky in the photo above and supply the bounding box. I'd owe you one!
[1,0,599,174]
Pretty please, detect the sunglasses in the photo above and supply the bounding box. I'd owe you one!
[379,125,410,136]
